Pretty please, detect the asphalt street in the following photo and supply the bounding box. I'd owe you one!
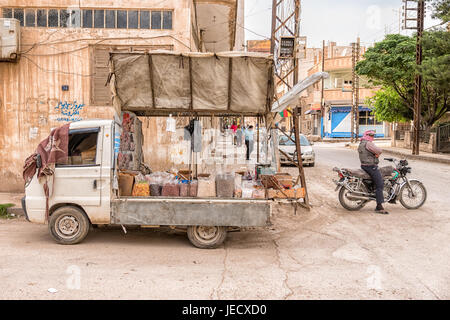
[0,142,449,299]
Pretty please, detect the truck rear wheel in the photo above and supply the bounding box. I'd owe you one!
[49,206,90,245]
[187,226,227,249]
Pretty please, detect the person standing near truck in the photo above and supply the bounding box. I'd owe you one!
[244,125,254,161]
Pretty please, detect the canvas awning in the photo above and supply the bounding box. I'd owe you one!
[109,51,274,116]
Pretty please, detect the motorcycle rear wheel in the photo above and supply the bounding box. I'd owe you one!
[338,185,368,211]
[399,180,427,210]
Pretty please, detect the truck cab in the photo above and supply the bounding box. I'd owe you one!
[25,120,114,226]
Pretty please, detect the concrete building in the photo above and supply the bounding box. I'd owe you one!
[302,41,387,138]
[0,0,244,192]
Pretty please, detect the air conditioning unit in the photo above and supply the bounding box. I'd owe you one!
[0,18,20,62]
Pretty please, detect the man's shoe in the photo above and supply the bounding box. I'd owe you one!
[375,208,389,214]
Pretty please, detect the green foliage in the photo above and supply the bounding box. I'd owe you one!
[356,31,449,129]
[431,0,450,23]
[0,203,15,219]
[366,87,411,123]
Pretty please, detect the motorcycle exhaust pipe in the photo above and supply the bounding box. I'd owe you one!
[346,194,374,201]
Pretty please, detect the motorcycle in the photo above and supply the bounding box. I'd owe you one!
[332,158,427,211]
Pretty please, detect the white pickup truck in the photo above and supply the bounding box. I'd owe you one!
[23,120,272,249]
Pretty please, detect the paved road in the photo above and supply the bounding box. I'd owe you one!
[0,142,449,299]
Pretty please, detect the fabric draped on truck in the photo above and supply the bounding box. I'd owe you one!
[109,51,273,115]
[23,124,70,220]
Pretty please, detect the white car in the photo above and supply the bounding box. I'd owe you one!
[279,134,315,167]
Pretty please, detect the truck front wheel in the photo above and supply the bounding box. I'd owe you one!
[49,206,90,245]
[187,226,227,249]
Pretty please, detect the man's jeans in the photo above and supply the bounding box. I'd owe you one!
[361,165,384,205]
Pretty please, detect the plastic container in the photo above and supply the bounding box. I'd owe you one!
[132,182,150,197]
[150,184,162,196]
[216,173,235,198]
[197,174,215,198]
[189,180,198,197]
[179,182,189,197]
[161,183,180,197]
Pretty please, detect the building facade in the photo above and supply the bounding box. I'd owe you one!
[302,41,387,138]
[0,0,244,192]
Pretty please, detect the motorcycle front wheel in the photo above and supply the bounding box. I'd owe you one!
[399,180,427,209]
[338,184,368,211]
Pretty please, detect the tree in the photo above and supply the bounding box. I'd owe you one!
[431,0,450,23]
[356,31,449,129]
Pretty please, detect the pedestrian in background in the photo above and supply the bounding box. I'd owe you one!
[244,125,254,160]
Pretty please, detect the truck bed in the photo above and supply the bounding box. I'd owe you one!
[111,197,272,227]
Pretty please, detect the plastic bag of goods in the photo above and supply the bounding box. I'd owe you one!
[189,180,198,197]
[161,183,180,197]
[197,174,216,198]
[132,181,150,197]
[150,184,162,196]
[179,181,189,197]
[241,180,255,199]
[216,173,235,198]
[234,173,242,198]
[252,188,266,199]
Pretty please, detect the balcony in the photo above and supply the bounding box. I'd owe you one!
[324,88,378,102]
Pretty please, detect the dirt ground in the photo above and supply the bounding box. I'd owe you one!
[0,143,449,299]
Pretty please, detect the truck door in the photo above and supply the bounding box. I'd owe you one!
[53,127,102,206]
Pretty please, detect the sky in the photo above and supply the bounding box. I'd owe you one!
[244,0,442,48]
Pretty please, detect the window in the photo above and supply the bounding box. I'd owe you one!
[48,9,58,27]
[37,9,47,27]
[25,9,36,27]
[14,8,24,26]
[69,9,81,27]
[94,10,104,28]
[128,10,138,28]
[105,10,116,28]
[359,111,382,125]
[140,10,150,29]
[2,8,174,30]
[59,9,69,27]
[3,8,12,18]
[117,10,127,28]
[151,11,161,29]
[163,11,172,29]
[82,9,93,28]
[58,130,99,166]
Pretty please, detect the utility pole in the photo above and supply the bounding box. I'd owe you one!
[351,42,355,143]
[320,40,325,138]
[402,0,425,155]
[271,0,309,207]
[355,37,360,141]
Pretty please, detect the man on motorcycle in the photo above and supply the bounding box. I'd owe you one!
[358,130,389,214]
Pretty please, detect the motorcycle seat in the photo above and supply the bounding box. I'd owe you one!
[343,166,394,179]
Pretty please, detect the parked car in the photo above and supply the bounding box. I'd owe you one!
[279,134,315,167]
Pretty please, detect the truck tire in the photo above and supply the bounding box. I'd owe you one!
[49,206,90,245]
[187,226,227,249]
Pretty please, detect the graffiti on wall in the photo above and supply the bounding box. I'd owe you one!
[55,100,85,122]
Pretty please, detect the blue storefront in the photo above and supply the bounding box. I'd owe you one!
[324,106,385,138]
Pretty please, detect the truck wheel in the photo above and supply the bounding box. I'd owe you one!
[49,206,90,245]
[187,226,227,249]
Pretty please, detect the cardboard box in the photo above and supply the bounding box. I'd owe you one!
[274,173,294,189]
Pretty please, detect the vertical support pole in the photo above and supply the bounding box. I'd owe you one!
[412,0,424,155]
[293,107,309,207]
[320,40,325,138]
[351,42,356,143]
[355,37,360,141]
[257,116,260,163]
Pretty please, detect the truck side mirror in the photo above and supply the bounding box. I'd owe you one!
[36,153,42,169]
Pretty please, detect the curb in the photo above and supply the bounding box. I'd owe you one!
[345,144,450,164]
[381,148,450,165]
